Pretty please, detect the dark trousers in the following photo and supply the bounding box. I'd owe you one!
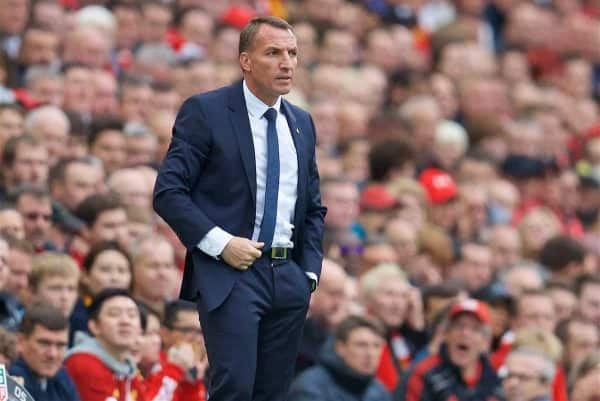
[197,255,311,401]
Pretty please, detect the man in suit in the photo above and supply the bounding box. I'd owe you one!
[153,16,327,401]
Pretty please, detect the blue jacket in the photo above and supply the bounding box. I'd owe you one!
[9,358,80,401]
[289,339,391,401]
[153,80,326,312]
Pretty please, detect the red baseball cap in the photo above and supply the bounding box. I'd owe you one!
[449,299,491,325]
[419,168,457,205]
[359,184,397,211]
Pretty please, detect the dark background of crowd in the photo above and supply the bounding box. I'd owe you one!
[0,0,600,400]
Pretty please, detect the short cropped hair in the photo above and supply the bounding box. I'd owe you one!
[360,263,406,299]
[88,288,138,322]
[334,315,385,343]
[19,303,69,336]
[29,252,80,291]
[163,300,197,329]
[239,16,293,55]
[74,193,123,227]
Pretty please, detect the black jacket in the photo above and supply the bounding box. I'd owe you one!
[394,345,505,401]
[9,358,80,401]
[289,339,391,401]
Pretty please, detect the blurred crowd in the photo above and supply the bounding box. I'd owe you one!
[0,0,600,400]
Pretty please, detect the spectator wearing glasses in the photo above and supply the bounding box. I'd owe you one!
[10,185,55,252]
[140,302,206,401]
[503,348,555,401]
[161,300,203,353]
[9,303,80,401]
[0,135,49,200]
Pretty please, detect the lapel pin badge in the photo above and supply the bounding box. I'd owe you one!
[296,128,300,135]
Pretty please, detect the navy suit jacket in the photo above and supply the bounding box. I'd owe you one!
[153,81,327,312]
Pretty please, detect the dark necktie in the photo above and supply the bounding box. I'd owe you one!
[258,107,279,250]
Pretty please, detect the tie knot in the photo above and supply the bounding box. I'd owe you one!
[263,108,277,122]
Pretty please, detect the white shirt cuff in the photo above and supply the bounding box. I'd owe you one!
[306,272,318,288]
[197,227,233,258]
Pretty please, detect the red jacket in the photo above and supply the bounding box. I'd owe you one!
[65,353,147,401]
[143,353,205,401]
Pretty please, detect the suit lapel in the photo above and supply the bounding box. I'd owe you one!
[227,81,257,205]
[281,99,307,226]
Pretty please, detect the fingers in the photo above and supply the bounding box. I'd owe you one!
[222,237,266,269]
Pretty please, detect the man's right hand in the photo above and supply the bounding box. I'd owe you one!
[220,237,264,270]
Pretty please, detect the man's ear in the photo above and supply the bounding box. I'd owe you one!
[239,52,251,73]
[88,319,99,337]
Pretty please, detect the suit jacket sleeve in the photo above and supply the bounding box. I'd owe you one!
[153,96,219,250]
[300,115,327,280]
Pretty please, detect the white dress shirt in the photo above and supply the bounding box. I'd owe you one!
[199,82,312,255]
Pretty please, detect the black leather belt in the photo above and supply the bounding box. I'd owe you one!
[265,247,292,260]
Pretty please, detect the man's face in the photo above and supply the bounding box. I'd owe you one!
[30,77,64,107]
[446,314,489,370]
[92,73,119,118]
[142,5,171,43]
[579,283,600,326]
[89,208,129,247]
[85,249,131,296]
[548,288,577,323]
[430,200,459,230]
[91,130,126,174]
[386,221,418,265]
[35,276,78,317]
[19,325,68,378]
[21,29,58,66]
[89,295,141,353]
[134,241,176,301]
[240,24,297,106]
[17,195,52,246]
[60,162,103,210]
[0,209,25,240]
[63,67,94,113]
[566,321,599,368]
[457,246,493,293]
[491,230,521,271]
[0,0,28,35]
[6,248,31,303]
[180,10,213,47]
[503,353,551,401]
[368,278,410,328]
[322,183,359,231]
[310,269,347,327]
[10,144,49,187]
[126,135,157,166]
[121,86,152,123]
[33,118,68,164]
[114,6,140,50]
[0,108,23,146]
[335,327,383,376]
[516,295,556,331]
[163,309,202,349]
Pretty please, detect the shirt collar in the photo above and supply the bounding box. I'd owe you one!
[243,80,282,119]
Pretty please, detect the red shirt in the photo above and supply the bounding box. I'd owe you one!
[65,353,147,401]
